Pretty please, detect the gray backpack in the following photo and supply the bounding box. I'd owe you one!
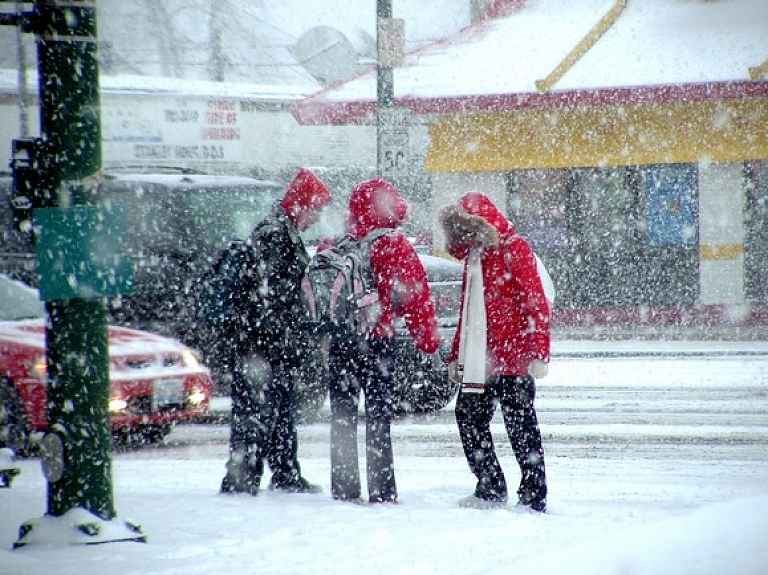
[301,229,392,344]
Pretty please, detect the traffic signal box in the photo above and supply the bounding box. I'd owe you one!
[9,137,55,231]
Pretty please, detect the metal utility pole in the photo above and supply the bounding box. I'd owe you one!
[35,0,113,522]
[376,0,407,180]
[376,0,394,121]
[3,0,141,547]
[15,0,29,136]
[208,0,226,81]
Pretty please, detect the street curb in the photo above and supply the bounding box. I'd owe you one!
[551,349,768,359]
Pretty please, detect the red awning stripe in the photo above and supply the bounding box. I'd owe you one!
[293,80,768,126]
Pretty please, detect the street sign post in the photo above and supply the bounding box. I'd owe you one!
[377,107,410,178]
[376,0,408,180]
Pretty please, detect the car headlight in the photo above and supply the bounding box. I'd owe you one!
[187,389,207,407]
[181,349,200,369]
[109,397,128,412]
[30,355,48,381]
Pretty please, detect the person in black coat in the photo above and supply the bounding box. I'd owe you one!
[221,168,332,495]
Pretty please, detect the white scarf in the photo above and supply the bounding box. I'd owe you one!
[458,248,487,392]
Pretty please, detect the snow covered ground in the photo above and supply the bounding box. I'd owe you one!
[1,341,768,575]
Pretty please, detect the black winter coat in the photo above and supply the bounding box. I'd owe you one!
[243,203,312,367]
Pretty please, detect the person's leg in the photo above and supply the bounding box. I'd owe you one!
[265,359,301,486]
[499,375,547,511]
[362,338,398,503]
[329,344,363,500]
[454,380,507,502]
[221,352,268,494]
[261,358,321,493]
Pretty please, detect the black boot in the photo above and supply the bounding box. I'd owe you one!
[221,451,261,495]
[269,475,322,494]
[517,490,546,512]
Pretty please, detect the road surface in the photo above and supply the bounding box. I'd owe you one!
[133,354,768,468]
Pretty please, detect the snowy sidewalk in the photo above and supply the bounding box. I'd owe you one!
[551,337,768,358]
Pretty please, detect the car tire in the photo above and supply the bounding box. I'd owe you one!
[143,423,173,444]
[0,379,33,457]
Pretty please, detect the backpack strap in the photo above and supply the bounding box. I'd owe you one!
[357,227,396,248]
[350,228,395,298]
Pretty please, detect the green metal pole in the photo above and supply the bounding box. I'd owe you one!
[34,0,114,520]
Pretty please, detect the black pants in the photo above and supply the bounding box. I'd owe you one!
[329,337,397,501]
[455,375,547,505]
[225,350,302,488]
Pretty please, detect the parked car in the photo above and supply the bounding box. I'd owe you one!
[96,169,285,336]
[1,167,283,324]
[0,274,213,453]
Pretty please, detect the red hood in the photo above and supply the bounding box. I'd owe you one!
[459,191,513,236]
[347,179,408,238]
[280,167,333,228]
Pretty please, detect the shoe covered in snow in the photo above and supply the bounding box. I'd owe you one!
[220,474,260,496]
[333,495,367,505]
[517,491,546,513]
[458,494,508,509]
[269,476,322,494]
[368,496,400,505]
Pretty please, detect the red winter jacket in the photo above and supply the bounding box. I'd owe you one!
[442,192,550,376]
[346,179,440,354]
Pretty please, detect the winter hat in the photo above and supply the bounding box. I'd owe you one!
[347,178,408,237]
[280,168,333,226]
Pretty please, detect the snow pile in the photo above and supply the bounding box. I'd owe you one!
[14,508,145,548]
[496,495,768,575]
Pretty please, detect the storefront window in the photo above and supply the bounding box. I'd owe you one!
[508,169,568,251]
[745,161,768,303]
[509,164,699,309]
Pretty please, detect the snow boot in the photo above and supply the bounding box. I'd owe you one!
[268,476,322,494]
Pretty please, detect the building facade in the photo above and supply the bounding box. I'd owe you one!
[424,83,768,327]
[294,0,768,329]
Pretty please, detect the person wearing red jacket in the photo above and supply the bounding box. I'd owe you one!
[328,178,440,504]
[440,191,550,512]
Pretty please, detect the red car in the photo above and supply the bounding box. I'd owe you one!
[0,274,213,453]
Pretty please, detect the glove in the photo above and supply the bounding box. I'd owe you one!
[528,360,549,379]
[448,361,461,384]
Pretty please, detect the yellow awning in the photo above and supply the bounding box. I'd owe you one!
[425,96,768,172]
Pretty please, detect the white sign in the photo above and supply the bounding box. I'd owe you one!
[101,95,243,165]
[378,108,410,177]
[377,18,405,68]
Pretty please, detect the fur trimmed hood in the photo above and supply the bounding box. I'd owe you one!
[439,192,511,255]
